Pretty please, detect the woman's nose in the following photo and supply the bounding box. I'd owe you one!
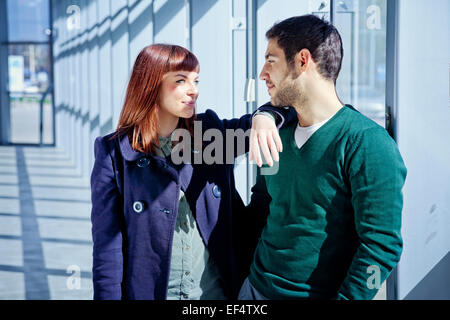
[188,83,198,96]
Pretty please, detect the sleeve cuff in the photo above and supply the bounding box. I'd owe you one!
[252,110,277,122]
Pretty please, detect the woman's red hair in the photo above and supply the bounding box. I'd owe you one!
[114,44,199,154]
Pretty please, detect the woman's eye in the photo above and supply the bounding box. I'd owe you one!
[176,79,185,83]
[194,80,200,85]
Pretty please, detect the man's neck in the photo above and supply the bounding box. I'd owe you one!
[293,85,344,127]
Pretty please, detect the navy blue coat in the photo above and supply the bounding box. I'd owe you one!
[90,106,294,300]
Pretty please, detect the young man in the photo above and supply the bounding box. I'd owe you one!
[241,15,407,300]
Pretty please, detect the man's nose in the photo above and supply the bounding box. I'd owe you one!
[259,68,267,81]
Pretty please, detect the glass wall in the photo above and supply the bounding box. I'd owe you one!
[5,0,54,145]
[256,0,387,127]
[7,0,51,42]
[334,0,387,127]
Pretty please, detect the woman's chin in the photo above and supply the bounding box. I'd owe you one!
[179,108,195,119]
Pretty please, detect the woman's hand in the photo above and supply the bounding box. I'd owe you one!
[249,115,283,167]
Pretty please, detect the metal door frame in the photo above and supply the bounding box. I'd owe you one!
[0,0,55,146]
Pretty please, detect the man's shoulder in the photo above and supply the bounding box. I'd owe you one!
[342,105,388,139]
[340,106,402,162]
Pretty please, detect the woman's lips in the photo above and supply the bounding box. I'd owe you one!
[183,101,196,107]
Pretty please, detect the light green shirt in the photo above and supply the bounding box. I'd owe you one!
[154,135,226,300]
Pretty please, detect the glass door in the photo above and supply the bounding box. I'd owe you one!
[8,44,53,144]
[333,0,387,127]
[5,0,54,145]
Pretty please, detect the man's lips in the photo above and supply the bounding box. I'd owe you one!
[267,84,275,91]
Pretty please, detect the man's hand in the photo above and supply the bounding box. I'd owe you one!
[250,115,283,167]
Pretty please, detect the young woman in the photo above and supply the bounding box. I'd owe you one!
[90,44,293,300]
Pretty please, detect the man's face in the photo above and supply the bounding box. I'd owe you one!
[259,38,303,107]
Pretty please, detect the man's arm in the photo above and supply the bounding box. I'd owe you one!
[250,105,297,167]
[201,102,295,161]
[219,102,293,133]
[337,127,407,300]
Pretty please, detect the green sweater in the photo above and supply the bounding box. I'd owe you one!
[248,105,407,300]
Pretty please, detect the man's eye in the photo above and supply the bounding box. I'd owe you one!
[268,60,275,63]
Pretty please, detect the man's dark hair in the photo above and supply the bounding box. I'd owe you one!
[266,14,343,83]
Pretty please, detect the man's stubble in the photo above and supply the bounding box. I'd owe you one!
[271,68,307,114]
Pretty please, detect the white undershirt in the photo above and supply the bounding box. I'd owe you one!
[294,116,332,149]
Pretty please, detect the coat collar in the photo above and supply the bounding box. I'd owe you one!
[118,133,148,162]
[118,132,201,162]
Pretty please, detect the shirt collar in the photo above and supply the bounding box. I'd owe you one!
[154,135,173,158]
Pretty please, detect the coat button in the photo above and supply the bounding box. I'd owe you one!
[133,201,144,213]
[212,185,221,198]
[137,157,150,168]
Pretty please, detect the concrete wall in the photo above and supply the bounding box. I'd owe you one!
[395,0,450,300]
[52,0,184,182]
[51,0,254,198]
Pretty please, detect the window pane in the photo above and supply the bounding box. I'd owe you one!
[8,44,53,145]
[335,0,387,127]
[7,0,50,42]
[42,92,54,144]
[8,44,51,93]
[10,92,41,144]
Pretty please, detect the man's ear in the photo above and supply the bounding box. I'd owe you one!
[294,49,312,75]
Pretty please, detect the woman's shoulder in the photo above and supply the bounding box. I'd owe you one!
[196,109,224,129]
[196,109,220,121]
[95,131,118,147]
[93,131,122,158]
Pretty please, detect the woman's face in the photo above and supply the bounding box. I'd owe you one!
[157,70,199,120]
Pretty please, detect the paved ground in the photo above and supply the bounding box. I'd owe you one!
[0,145,93,300]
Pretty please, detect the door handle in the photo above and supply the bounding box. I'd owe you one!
[244,78,255,102]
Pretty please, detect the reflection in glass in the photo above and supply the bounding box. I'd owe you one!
[8,44,51,93]
[334,0,387,127]
[7,0,50,42]
[309,0,331,21]
[8,44,53,144]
